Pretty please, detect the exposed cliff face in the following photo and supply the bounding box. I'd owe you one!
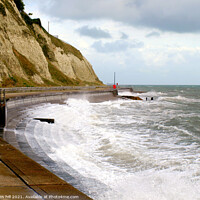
[0,0,102,87]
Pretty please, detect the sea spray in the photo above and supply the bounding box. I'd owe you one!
[17,85,200,200]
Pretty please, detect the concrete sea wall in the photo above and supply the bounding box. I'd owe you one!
[0,88,116,199]
[4,89,115,146]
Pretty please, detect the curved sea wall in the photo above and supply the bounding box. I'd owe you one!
[4,89,115,146]
[0,89,116,199]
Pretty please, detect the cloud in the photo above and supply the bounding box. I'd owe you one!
[92,40,144,53]
[76,26,111,39]
[146,31,160,38]
[121,32,129,39]
[87,44,200,84]
[32,0,200,33]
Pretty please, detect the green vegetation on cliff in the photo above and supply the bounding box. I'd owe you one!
[13,48,38,76]
[14,0,24,12]
[48,62,79,86]
[2,75,38,87]
[50,35,84,61]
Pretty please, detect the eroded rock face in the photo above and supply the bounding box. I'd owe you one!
[0,0,102,87]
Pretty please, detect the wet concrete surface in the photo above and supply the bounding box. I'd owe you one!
[0,89,120,199]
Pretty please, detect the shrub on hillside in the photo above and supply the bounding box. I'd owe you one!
[14,0,24,12]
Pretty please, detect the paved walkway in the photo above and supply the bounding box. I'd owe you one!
[4,87,112,99]
[0,137,92,200]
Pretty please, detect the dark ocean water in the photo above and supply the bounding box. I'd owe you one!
[18,85,200,199]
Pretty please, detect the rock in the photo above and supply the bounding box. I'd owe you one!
[121,96,143,100]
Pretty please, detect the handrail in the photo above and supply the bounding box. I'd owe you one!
[0,85,110,93]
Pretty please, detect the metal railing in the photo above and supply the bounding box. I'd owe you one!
[0,85,110,93]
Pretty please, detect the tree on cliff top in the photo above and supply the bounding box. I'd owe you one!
[14,0,24,12]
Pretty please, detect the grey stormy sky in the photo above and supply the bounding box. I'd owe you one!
[24,0,200,85]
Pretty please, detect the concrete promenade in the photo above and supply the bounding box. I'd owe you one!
[0,137,92,200]
[0,87,116,200]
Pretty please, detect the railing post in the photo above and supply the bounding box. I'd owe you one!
[0,89,7,132]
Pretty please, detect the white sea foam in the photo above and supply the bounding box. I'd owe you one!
[118,91,133,96]
[97,171,200,200]
[159,95,200,103]
[21,87,200,200]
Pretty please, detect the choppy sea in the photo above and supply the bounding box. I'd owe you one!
[18,85,200,200]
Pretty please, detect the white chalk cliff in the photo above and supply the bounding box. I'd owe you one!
[0,0,102,87]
